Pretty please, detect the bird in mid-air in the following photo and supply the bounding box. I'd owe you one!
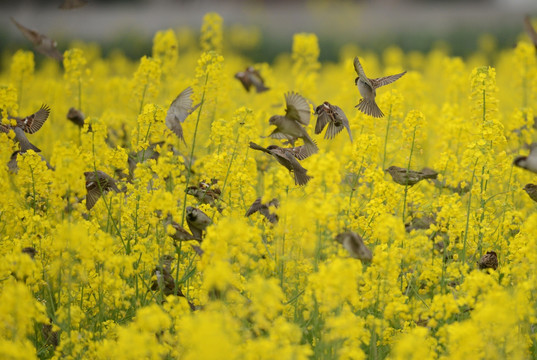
[385,166,438,187]
[523,184,537,202]
[1,104,51,152]
[353,56,406,118]
[10,17,63,61]
[245,197,279,224]
[84,170,120,210]
[514,143,537,174]
[314,101,353,142]
[165,86,200,144]
[335,231,373,263]
[235,66,269,93]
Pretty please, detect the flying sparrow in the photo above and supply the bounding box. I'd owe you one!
[245,197,279,224]
[1,104,51,152]
[314,101,353,142]
[186,179,221,206]
[353,56,406,118]
[524,15,537,49]
[185,206,212,240]
[268,92,318,159]
[249,141,311,186]
[514,143,537,173]
[165,86,200,144]
[66,107,85,128]
[10,17,63,61]
[335,231,373,263]
[84,170,120,210]
[59,0,88,9]
[523,184,537,202]
[478,251,498,271]
[385,166,438,186]
[235,66,269,93]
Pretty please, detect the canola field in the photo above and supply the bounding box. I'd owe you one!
[2,11,537,360]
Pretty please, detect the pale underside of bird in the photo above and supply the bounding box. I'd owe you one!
[165,86,200,144]
[314,101,353,142]
[249,141,311,186]
[235,66,269,93]
[10,17,63,61]
[1,104,51,152]
[353,56,406,118]
[185,206,212,240]
[84,170,120,210]
[514,143,537,173]
[335,231,373,262]
[385,165,438,187]
[268,92,318,159]
[245,197,279,223]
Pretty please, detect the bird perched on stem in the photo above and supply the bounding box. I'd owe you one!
[186,206,212,240]
[10,17,63,61]
[478,251,498,271]
[249,141,311,186]
[165,86,200,144]
[235,66,269,93]
[268,92,318,159]
[335,231,372,263]
[1,104,51,152]
[314,101,353,142]
[84,170,120,210]
[385,166,438,186]
[186,179,221,207]
[353,56,406,118]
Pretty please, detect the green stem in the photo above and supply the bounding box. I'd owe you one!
[382,104,393,169]
[462,159,478,263]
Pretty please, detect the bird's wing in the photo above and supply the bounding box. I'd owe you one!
[353,56,373,86]
[166,87,194,140]
[314,109,330,135]
[371,71,406,89]
[18,104,50,134]
[11,17,42,45]
[13,127,41,152]
[249,141,272,155]
[285,92,311,125]
[524,15,537,48]
[245,198,262,216]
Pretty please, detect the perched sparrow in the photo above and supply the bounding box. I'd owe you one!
[42,319,59,348]
[385,166,438,186]
[245,197,279,224]
[268,92,318,159]
[165,86,200,144]
[335,231,373,262]
[186,180,221,206]
[8,150,54,173]
[478,251,498,271]
[22,246,37,259]
[524,15,537,49]
[66,107,85,128]
[514,143,537,173]
[405,215,436,232]
[10,17,63,61]
[169,220,200,242]
[1,105,51,152]
[59,0,88,9]
[186,206,212,240]
[84,170,120,210]
[353,56,406,118]
[523,184,537,202]
[249,142,311,186]
[314,101,353,142]
[151,265,196,310]
[235,66,269,93]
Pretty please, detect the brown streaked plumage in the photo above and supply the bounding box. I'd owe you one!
[523,183,537,202]
[268,92,318,159]
[10,17,63,61]
[185,206,212,240]
[169,220,200,242]
[335,231,373,263]
[186,180,221,206]
[151,265,196,310]
[478,251,498,271]
[385,166,438,187]
[1,105,50,152]
[353,56,406,118]
[314,101,353,142]
[67,107,85,127]
[249,141,311,186]
[84,170,120,210]
[235,66,269,93]
[245,197,279,224]
[165,86,199,144]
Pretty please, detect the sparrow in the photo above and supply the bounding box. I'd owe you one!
[335,231,373,263]
[234,66,269,93]
[524,15,537,49]
[385,166,438,186]
[405,215,436,232]
[245,197,279,224]
[523,184,537,202]
[151,265,196,310]
[42,319,59,348]
[8,150,54,173]
[314,101,353,142]
[66,107,85,128]
[268,92,318,159]
[84,170,120,210]
[22,246,37,259]
[249,141,311,186]
[1,104,51,152]
[165,86,200,144]
[186,179,221,206]
[186,206,212,240]
[514,143,537,173]
[353,56,406,118]
[478,251,498,271]
[169,220,200,242]
[10,17,63,61]
[59,0,88,9]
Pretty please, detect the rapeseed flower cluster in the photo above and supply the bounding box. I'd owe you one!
[2,11,537,360]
